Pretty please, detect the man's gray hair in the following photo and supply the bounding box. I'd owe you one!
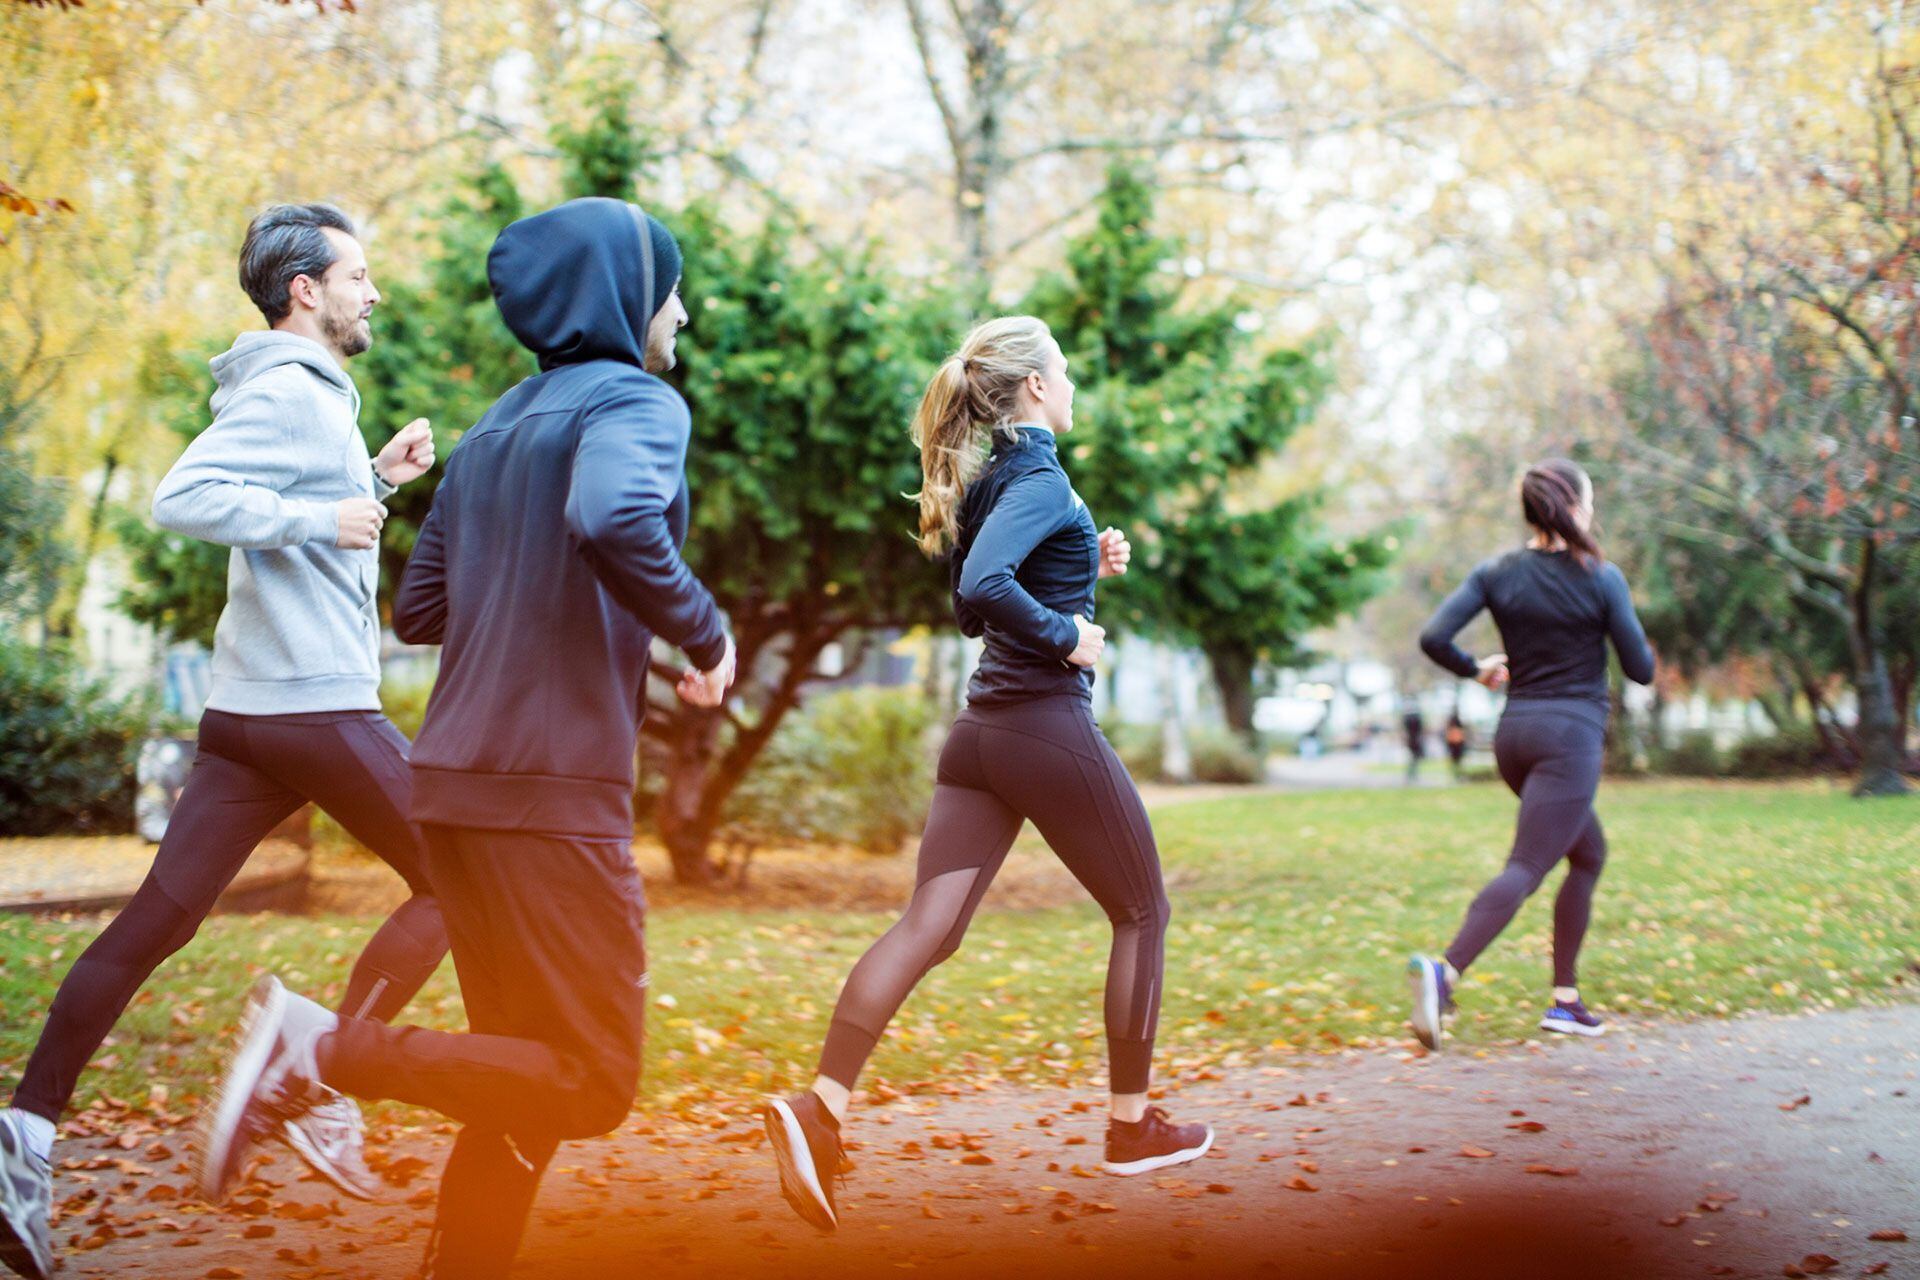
[239,203,357,324]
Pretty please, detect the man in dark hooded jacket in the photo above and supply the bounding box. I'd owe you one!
[196,199,734,1278]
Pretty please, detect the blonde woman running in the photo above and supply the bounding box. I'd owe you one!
[764,316,1212,1232]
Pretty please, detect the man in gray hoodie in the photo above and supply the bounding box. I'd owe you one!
[0,204,449,1280]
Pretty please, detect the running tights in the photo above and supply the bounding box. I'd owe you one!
[11,709,447,1122]
[818,695,1169,1095]
[1444,702,1608,988]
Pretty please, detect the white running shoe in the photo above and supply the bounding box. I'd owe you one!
[196,975,341,1203]
[0,1111,53,1280]
[280,1090,381,1201]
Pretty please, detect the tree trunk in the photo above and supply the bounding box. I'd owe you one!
[650,626,840,882]
[1203,643,1258,743]
[1848,646,1909,794]
[1889,654,1915,769]
[1846,543,1909,796]
[655,703,726,884]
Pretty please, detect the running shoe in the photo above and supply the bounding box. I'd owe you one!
[196,975,343,1203]
[1407,954,1453,1051]
[0,1111,53,1280]
[1539,998,1605,1038]
[1104,1106,1214,1176]
[764,1091,843,1232]
[280,1090,381,1200]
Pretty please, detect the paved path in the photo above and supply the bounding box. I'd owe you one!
[0,836,307,915]
[55,1004,1920,1279]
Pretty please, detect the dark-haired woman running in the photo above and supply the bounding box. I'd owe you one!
[1408,458,1655,1050]
[762,315,1212,1233]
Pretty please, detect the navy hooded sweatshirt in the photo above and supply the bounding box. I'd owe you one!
[394,198,728,838]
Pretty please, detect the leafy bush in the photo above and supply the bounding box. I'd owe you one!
[1724,726,1835,778]
[1652,730,1722,778]
[720,687,940,854]
[1103,721,1168,784]
[0,637,152,835]
[1187,728,1266,785]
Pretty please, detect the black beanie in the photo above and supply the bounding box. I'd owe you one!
[645,212,682,317]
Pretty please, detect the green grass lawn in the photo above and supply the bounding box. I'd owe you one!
[2,780,1915,1118]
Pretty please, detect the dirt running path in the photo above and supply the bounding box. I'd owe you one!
[53,1005,1920,1280]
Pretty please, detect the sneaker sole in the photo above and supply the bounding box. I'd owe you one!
[1540,1017,1606,1038]
[1408,957,1443,1051]
[0,1198,51,1280]
[763,1099,836,1232]
[278,1117,381,1202]
[198,974,286,1203]
[1104,1125,1215,1176]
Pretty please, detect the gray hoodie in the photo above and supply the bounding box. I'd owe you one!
[152,330,397,715]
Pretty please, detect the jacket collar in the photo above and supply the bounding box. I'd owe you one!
[994,422,1058,455]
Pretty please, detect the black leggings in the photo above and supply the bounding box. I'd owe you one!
[11,709,448,1123]
[1444,703,1607,988]
[818,695,1169,1095]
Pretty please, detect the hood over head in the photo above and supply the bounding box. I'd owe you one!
[487,197,682,372]
[207,330,356,416]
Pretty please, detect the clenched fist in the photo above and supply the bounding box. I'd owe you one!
[335,497,387,550]
[1066,615,1105,668]
[375,418,435,487]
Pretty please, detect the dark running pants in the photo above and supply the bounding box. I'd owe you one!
[818,694,1170,1095]
[321,826,649,1280]
[11,709,447,1123]
[1444,701,1608,988]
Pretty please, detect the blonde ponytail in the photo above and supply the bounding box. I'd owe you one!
[910,315,1056,557]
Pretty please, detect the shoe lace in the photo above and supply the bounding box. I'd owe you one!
[247,1078,333,1141]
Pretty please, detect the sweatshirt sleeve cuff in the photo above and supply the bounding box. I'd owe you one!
[371,466,399,501]
[1050,610,1083,659]
[301,500,338,547]
[683,619,730,673]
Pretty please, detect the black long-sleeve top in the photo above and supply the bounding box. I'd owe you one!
[1419,548,1655,715]
[951,425,1100,706]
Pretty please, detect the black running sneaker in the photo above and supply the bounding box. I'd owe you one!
[0,1111,53,1280]
[764,1091,843,1231]
[1104,1106,1214,1176]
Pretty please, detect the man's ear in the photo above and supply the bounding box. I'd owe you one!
[288,273,320,314]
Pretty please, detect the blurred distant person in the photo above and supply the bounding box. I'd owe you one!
[1406,459,1654,1052]
[1402,706,1426,783]
[1445,711,1470,781]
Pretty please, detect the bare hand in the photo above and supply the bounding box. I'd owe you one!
[1066,615,1105,668]
[335,497,386,550]
[376,419,435,487]
[1476,653,1510,691]
[1097,527,1131,579]
[677,635,737,708]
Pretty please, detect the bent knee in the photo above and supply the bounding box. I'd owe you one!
[555,1075,637,1140]
[1108,893,1171,933]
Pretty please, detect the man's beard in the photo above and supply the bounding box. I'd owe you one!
[323,303,372,357]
